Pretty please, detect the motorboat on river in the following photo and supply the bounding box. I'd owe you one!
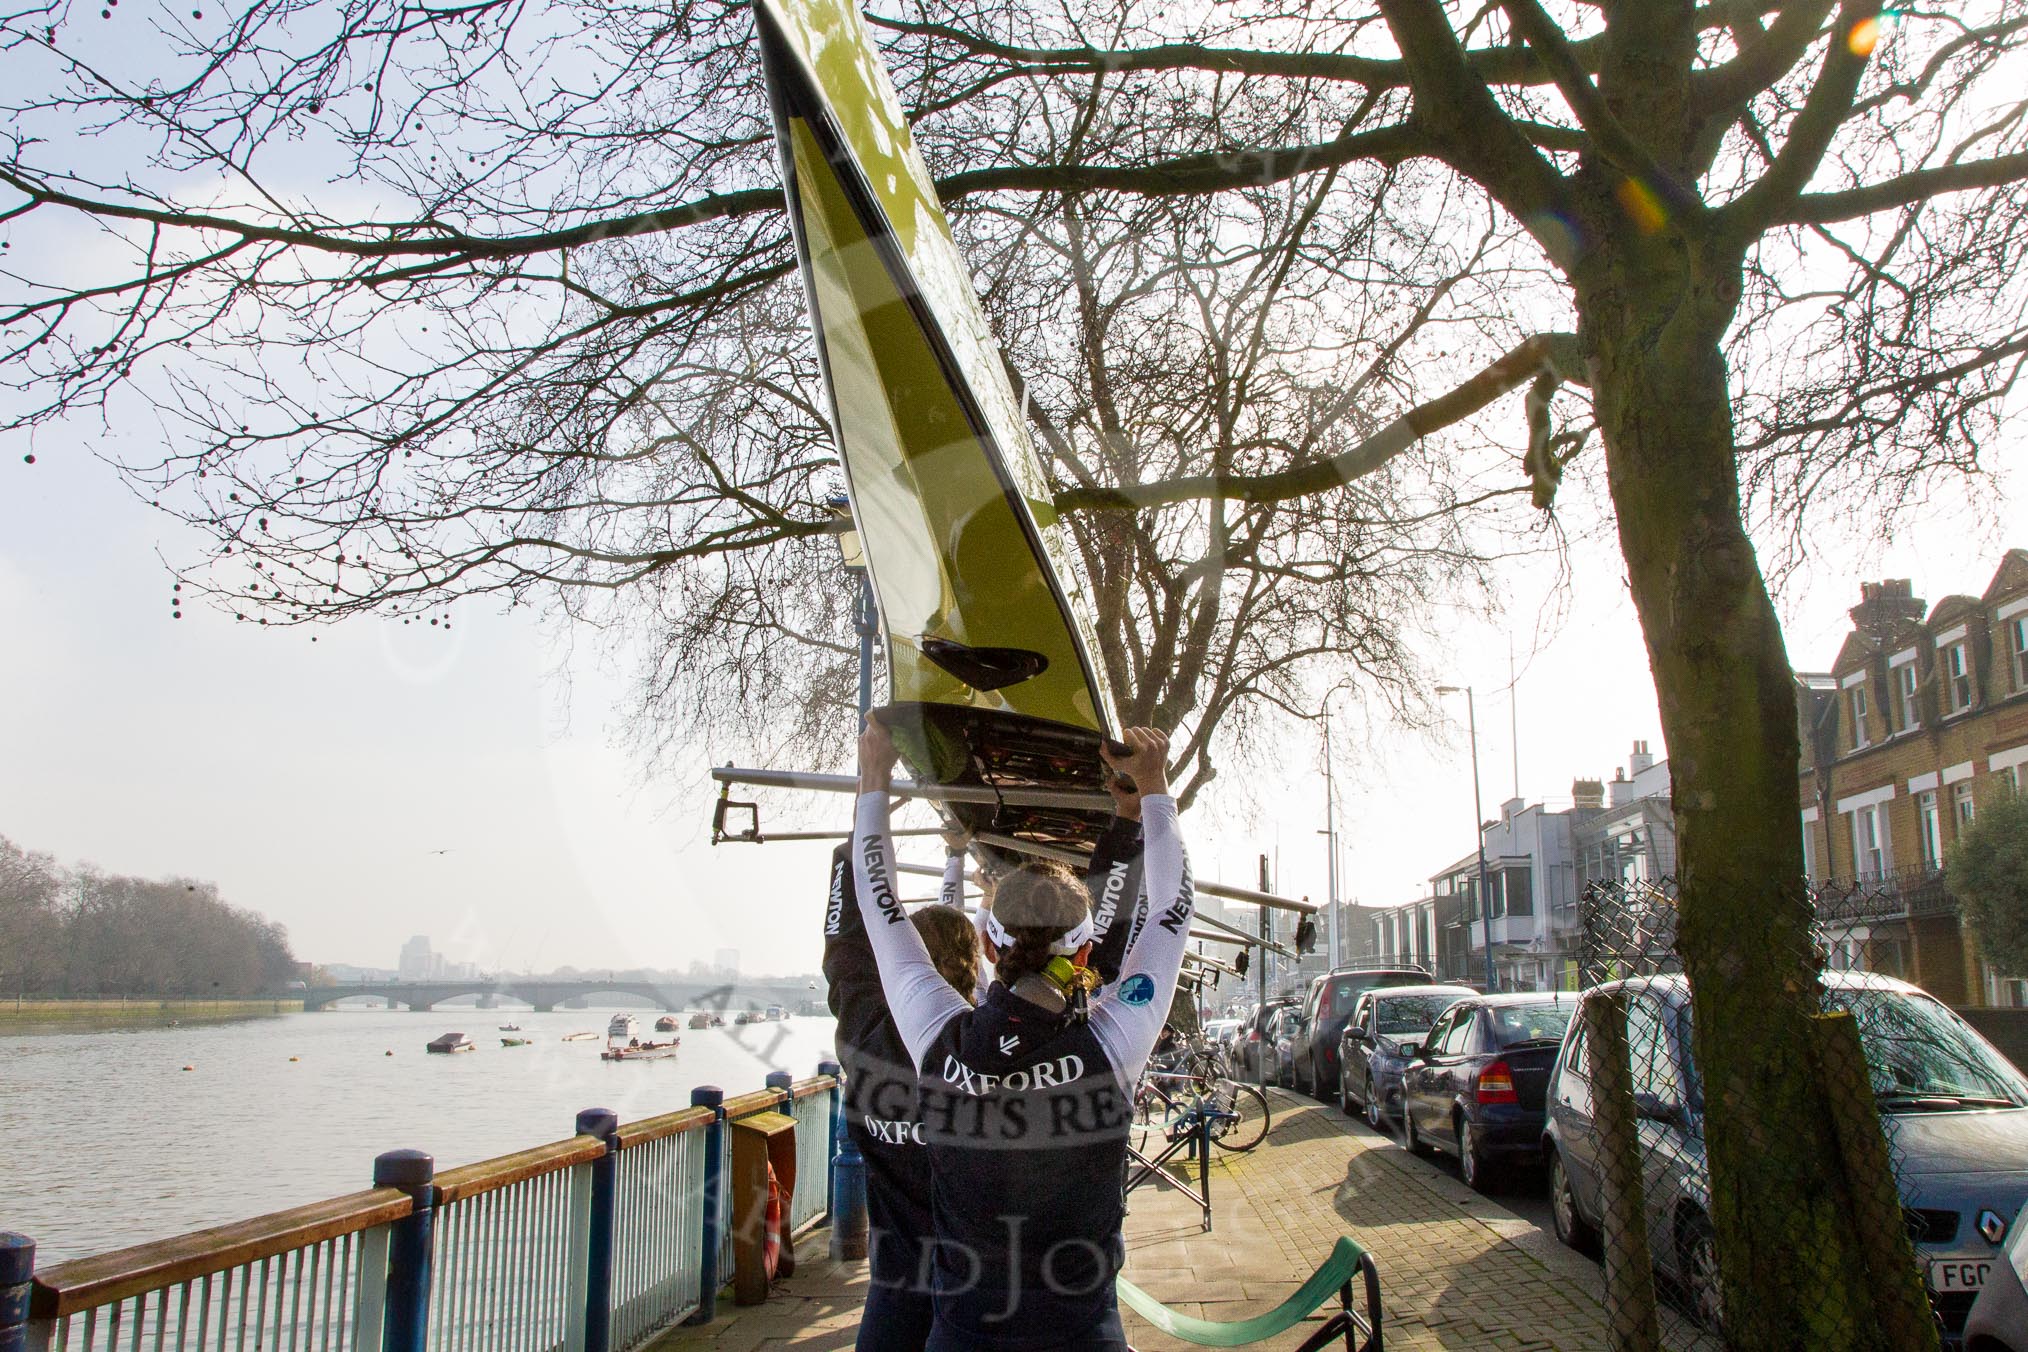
[688,1011,712,1029]
[607,1014,638,1042]
[499,1037,531,1048]
[601,1037,680,1062]
[654,1015,680,1032]
[426,1032,475,1054]
[560,1030,598,1042]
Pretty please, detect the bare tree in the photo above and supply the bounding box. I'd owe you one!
[9,2,2028,1340]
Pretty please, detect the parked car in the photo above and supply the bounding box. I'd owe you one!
[1235,997,1298,1081]
[1291,966,1432,1098]
[1398,992,1573,1193]
[1543,972,2028,1340]
[1265,1005,1303,1087]
[1204,1017,1244,1055]
[1338,983,1477,1127]
[1965,1200,2028,1350]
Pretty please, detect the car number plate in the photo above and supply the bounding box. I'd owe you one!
[1928,1259,1992,1293]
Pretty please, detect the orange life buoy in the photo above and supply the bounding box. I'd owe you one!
[762,1165,784,1280]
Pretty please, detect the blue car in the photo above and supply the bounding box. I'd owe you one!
[1337,983,1477,1128]
[1399,992,1576,1194]
[1543,971,2028,1340]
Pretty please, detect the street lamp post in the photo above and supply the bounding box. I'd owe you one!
[1322,710,1340,971]
[1437,685,1497,992]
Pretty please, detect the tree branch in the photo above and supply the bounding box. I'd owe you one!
[1499,0,1700,214]
[1781,150,2028,225]
[1720,0,1882,240]
[1374,0,1579,268]
[1053,333,1582,512]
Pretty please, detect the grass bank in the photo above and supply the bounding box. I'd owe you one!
[0,997,303,1026]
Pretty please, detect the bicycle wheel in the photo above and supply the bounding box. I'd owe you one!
[1207,1081,1270,1152]
[1128,1082,1174,1156]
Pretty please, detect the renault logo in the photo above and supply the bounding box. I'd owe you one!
[1977,1209,2007,1245]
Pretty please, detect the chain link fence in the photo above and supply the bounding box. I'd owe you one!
[1573,877,1963,1351]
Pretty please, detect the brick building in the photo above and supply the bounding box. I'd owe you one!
[1799,550,2028,1005]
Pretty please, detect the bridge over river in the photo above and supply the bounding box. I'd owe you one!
[303,977,817,1013]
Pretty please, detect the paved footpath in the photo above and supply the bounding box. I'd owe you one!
[651,1091,1626,1351]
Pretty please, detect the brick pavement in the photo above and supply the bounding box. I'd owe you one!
[649,1090,1628,1351]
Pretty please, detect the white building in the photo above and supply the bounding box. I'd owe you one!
[398,935,437,981]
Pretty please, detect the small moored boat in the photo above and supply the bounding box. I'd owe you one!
[688,1012,712,1029]
[497,1024,521,1032]
[607,1013,639,1042]
[602,1037,681,1062]
[500,1037,531,1048]
[561,1031,598,1042]
[426,1032,475,1055]
[654,1015,680,1033]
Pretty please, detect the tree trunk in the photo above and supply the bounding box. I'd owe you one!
[1579,238,1924,1350]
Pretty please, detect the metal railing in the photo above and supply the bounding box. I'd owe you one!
[4,1063,842,1352]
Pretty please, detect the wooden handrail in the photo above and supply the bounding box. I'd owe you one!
[435,1138,607,1206]
[721,1088,787,1119]
[31,1188,412,1318]
[614,1105,715,1149]
[788,1075,836,1102]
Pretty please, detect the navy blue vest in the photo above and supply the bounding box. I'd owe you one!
[915,984,1133,1348]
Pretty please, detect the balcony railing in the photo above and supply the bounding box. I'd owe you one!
[1815,865,1960,925]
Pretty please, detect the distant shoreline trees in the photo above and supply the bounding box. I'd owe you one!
[0,835,299,998]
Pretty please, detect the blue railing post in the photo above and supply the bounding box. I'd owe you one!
[827,1058,867,1261]
[0,1233,33,1352]
[374,1150,435,1352]
[816,1059,843,1222]
[764,1070,793,1098]
[683,1087,726,1326]
[575,1107,620,1352]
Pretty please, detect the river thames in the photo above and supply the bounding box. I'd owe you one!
[0,1007,841,1264]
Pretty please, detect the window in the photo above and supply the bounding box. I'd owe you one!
[1850,682,1870,748]
[1487,1000,1573,1047]
[1626,996,1689,1105]
[1850,805,1887,879]
[2013,616,2028,692]
[1918,791,1942,870]
[1944,642,1973,713]
[1439,1009,1476,1056]
[1504,868,1534,917]
[1896,663,1920,733]
[1374,993,1464,1036]
[1801,817,1820,882]
[1955,781,1976,826]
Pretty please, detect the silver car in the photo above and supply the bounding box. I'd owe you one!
[1543,971,2028,1341]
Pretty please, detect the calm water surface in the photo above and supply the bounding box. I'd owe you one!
[0,1008,840,1264]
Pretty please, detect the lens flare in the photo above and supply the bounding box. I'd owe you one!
[1848,17,1880,57]
[1615,177,1668,236]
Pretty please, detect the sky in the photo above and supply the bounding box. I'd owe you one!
[1,5,2020,980]
[2,431,2016,978]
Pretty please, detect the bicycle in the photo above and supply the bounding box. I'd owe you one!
[1130,1065,1271,1154]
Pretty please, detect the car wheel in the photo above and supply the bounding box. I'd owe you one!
[1364,1077,1384,1129]
[1338,1062,1354,1114]
[1677,1210,1724,1334]
[1548,1149,1599,1255]
[1459,1118,1500,1194]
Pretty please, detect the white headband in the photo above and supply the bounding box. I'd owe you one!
[983,908,1095,957]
